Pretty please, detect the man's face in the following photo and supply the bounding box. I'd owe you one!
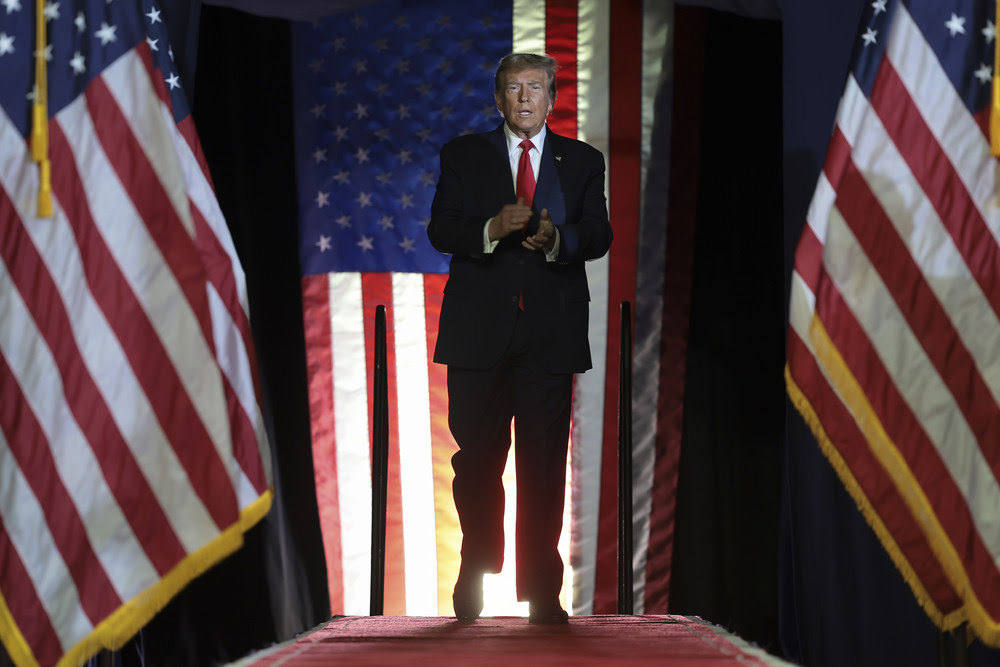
[495,67,553,140]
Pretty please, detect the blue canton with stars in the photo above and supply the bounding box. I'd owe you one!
[0,0,192,139]
[292,0,512,276]
[849,0,994,115]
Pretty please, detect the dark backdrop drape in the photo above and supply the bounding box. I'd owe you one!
[667,6,784,655]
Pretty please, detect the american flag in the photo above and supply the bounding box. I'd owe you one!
[787,0,1000,644]
[293,0,678,618]
[0,1,272,665]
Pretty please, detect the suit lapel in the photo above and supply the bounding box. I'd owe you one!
[486,125,515,201]
[536,130,566,226]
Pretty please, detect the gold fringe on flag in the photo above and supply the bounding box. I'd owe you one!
[992,0,1000,156]
[31,0,52,217]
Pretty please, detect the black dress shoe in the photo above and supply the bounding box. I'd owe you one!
[453,569,483,621]
[528,600,569,625]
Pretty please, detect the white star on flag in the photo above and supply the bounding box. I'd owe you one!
[69,51,85,73]
[945,13,966,36]
[96,21,117,45]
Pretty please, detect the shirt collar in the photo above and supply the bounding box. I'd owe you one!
[503,122,547,154]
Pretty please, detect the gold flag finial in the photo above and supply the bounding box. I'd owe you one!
[31,0,52,217]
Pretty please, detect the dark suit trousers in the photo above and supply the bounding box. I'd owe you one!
[447,309,573,603]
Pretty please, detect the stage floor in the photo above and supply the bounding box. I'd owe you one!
[229,614,796,666]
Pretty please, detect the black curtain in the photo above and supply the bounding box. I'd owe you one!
[667,6,785,655]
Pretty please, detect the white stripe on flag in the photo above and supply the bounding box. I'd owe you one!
[329,271,373,615]
[0,428,87,651]
[205,284,263,506]
[392,273,440,615]
[513,0,546,55]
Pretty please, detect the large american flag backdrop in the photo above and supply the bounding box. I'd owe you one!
[0,1,273,665]
[787,0,1000,645]
[292,0,676,617]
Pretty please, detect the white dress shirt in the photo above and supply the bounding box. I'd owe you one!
[482,123,560,261]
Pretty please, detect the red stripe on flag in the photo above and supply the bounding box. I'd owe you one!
[973,105,990,140]
[786,330,964,615]
[361,274,406,614]
[0,352,122,623]
[302,273,343,612]
[594,0,643,614]
[48,121,239,530]
[813,274,1000,615]
[545,0,578,138]
[794,224,824,295]
[870,60,1000,322]
[0,189,187,576]
[0,513,63,666]
[830,135,1000,471]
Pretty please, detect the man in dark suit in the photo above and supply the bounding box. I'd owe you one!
[427,53,612,624]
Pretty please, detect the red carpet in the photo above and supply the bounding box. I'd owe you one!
[232,615,795,665]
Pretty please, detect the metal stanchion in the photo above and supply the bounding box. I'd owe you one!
[618,301,634,615]
[370,305,388,616]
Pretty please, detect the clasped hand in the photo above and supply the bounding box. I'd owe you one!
[488,198,555,252]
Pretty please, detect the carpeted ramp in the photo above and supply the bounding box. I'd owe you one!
[231,615,796,666]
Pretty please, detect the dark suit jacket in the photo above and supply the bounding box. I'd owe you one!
[428,123,613,374]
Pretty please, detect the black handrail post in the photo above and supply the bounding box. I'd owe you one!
[618,301,634,615]
[370,305,388,616]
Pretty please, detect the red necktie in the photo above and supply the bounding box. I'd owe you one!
[515,139,535,311]
[516,139,535,208]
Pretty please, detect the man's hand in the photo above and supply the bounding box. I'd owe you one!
[488,198,533,241]
[523,208,555,252]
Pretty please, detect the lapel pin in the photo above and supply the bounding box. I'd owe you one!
[555,155,562,162]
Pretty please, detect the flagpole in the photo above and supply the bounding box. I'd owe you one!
[31,0,52,217]
[371,305,388,616]
[618,301,633,615]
